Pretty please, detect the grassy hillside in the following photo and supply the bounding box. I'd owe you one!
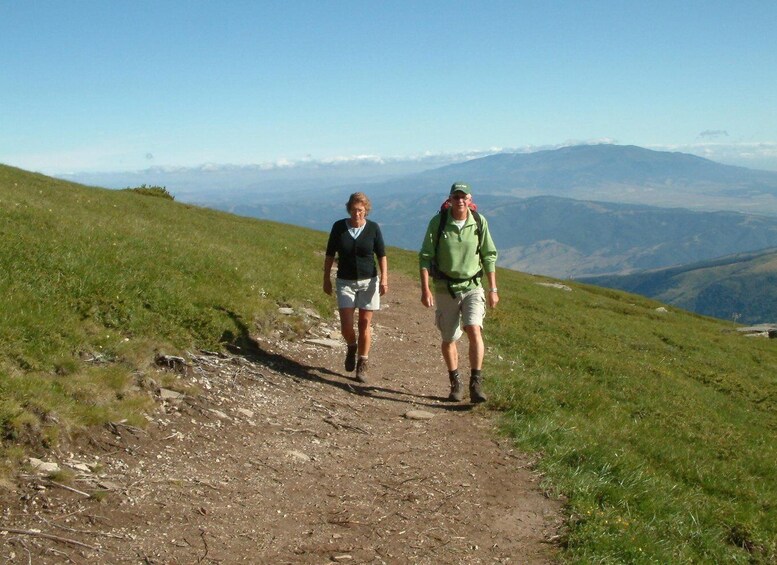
[487,277,776,562]
[580,247,777,324]
[2,164,776,562]
[0,164,335,468]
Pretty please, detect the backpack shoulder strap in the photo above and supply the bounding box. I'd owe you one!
[434,208,448,252]
[471,209,483,231]
[471,210,483,256]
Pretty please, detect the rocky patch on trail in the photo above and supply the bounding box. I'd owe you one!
[1,273,564,564]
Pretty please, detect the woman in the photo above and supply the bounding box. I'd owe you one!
[323,192,388,383]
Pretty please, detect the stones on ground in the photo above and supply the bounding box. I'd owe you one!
[300,307,321,319]
[285,450,311,462]
[536,282,572,291]
[404,410,435,420]
[68,462,93,473]
[303,338,342,349]
[97,480,122,491]
[159,388,185,401]
[155,354,191,375]
[28,458,60,474]
[279,305,322,319]
[737,324,777,338]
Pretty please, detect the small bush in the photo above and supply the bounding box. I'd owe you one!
[122,184,174,200]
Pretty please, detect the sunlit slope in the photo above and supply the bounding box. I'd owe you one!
[487,275,776,562]
[0,164,331,373]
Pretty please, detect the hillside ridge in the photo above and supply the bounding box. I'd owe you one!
[578,246,777,323]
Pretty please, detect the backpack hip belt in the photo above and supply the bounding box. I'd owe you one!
[436,269,483,298]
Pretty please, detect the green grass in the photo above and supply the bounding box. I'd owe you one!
[2,163,776,562]
[1,164,332,460]
[483,276,777,563]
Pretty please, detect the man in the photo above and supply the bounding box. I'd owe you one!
[419,182,499,403]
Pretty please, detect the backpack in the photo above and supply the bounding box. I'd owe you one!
[430,199,484,296]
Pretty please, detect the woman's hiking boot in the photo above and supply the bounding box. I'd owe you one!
[470,372,487,403]
[355,357,369,383]
[344,343,358,372]
[448,372,464,402]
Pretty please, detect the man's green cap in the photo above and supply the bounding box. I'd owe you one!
[450,182,471,196]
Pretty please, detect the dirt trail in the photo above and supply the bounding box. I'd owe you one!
[1,273,563,564]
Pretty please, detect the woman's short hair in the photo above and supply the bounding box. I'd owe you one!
[346,192,371,215]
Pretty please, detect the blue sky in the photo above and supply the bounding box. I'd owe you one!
[2,0,777,174]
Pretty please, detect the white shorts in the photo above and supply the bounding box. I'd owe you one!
[435,287,486,342]
[336,277,381,310]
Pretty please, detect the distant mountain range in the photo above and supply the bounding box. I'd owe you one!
[329,144,777,215]
[64,144,777,215]
[578,247,777,324]
[51,144,777,320]
[212,145,777,278]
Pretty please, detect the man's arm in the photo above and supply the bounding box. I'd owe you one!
[485,271,499,308]
[419,216,439,308]
[420,267,434,308]
[480,216,499,308]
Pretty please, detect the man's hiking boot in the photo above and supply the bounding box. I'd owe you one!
[345,343,357,372]
[355,357,369,383]
[470,374,487,403]
[448,373,464,402]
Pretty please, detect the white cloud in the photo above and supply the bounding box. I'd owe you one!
[649,142,777,171]
[9,138,777,177]
[698,130,729,138]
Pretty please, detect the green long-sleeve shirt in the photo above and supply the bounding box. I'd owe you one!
[419,210,498,295]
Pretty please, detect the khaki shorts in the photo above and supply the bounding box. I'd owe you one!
[336,277,381,310]
[435,287,486,342]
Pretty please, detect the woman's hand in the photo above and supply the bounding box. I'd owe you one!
[379,281,388,296]
[421,288,434,308]
[323,278,333,295]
